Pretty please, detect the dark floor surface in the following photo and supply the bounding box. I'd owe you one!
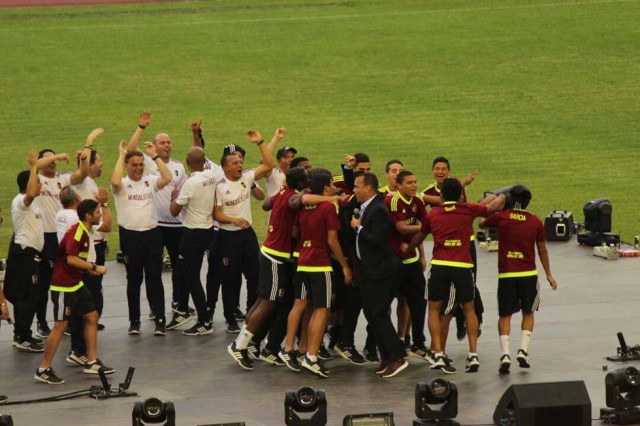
[1,238,638,425]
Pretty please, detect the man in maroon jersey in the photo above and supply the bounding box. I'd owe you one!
[279,170,352,378]
[406,178,504,374]
[386,170,431,361]
[34,199,113,385]
[479,185,558,374]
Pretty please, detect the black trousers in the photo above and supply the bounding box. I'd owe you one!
[119,226,165,324]
[70,241,107,354]
[397,261,427,347]
[177,227,214,324]
[160,226,183,303]
[36,232,58,324]
[206,229,222,311]
[360,272,406,362]
[217,228,260,321]
[331,258,364,348]
[4,242,41,341]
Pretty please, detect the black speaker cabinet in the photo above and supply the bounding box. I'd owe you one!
[493,381,591,426]
[544,211,574,241]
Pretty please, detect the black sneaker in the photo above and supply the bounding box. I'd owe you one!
[317,344,332,360]
[63,326,71,337]
[301,356,329,378]
[128,322,141,335]
[334,343,366,365]
[183,322,213,336]
[259,348,285,366]
[499,354,511,375]
[154,320,166,336]
[166,313,193,330]
[225,320,240,334]
[247,341,260,360]
[227,342,254,371]
[13,338,44,353]
[0,394,7,403]
[409,345,435,364]
[430,355,457,374]
[516,349,531,368]
[207,307,215,323]
[36,322,51,339]
[66,350,88,366]
[97,323,105,331]
[404,335,411,351]
[34,367,64,384]
[148,312,156,321]
[465,355,480,373]
[83,359,115,375]
[363,347,379,363]
[234,307,246,322]
[278,350,301,372]
[172,302,196,316]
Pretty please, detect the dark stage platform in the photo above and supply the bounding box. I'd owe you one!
[1,239,639,425]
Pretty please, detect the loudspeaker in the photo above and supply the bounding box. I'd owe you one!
[583,198,612,233]
[493,381,591,426]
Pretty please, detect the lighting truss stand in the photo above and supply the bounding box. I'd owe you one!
[607,333,640,362]
[91,367,138,400]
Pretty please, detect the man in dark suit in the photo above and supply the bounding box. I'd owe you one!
[351,172,408,378]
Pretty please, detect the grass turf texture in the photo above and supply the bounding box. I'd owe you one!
[0,0,638,258]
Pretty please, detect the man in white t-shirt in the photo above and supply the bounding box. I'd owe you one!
[111,139,173,335]
[127,112,188,318]
[261,128,293,197]
[32,130,100,338]
[167,147,217,335]
[213,130,275,333]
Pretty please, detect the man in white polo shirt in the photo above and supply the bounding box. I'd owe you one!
[261,128,292,197]
[168,147,217,334]
[214,130,275,333]
[111,139,173,335]
[127,112,188,318]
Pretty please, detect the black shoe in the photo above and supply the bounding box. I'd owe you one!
[430,355,457,374]
[36,322,51,339]
[183,322,213,336]
[66,350,88,366]
[13,337,44,353]
[83,359,115,375]
[227,342,254,371]
[97,323,105,331]
[516,349,531,368]
[317,344,332,360]
[335,343,366,365]
[234,307,246,322]
[247,341,260,360]
[301,356,329,378]
[363,347,379,363]
[225,320,240,334]
[465,355,480,373]
[128,322,141,335]
[259,348,285,366]
[154,320,166,336]
[409,345,435,364]
[166,313,194,330]
[499,354,511,375]
[278,350,301,372]
[63,326,71,337]
[34,367,64,384]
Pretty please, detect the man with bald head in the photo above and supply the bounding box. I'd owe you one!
[169,147,218,335]
[127,112,188,320]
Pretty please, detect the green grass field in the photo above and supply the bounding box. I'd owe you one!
[0,0,638,257]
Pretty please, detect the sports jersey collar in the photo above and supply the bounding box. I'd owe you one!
[396,192,413,205]
[442,201,457,205]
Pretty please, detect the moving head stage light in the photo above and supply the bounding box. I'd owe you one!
[285,387,327,426]
[414,379,459,426]
[601,366,640,425]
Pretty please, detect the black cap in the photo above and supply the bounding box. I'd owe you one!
[222,144,246,159]
[276,146,298,160]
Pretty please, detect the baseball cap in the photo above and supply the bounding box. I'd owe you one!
[276,146,298,160]
[222,144,246,159]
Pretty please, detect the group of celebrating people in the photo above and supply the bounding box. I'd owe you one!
[0,112,558,385]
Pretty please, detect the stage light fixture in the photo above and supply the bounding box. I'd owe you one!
[600,366,640,425]
[284,386,327,426]
[414,379,459,426]
[343,412,394,425]
[0,414,13,426]
[132,397,175,426]
[583,197,612,233]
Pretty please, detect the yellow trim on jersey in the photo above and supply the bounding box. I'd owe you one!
[379,185,389,194]
[442,201,456,205]
[333,175,345,182]
[261,246,291,260]
[293,251,299,258]
[297,265,333,272]
[50,281,84,293]
[74,221,90,242]
[390,192,413,212]
[498,270,538,279]
[422,182,440,194]
[431,259,473,268]
[402,255,419,265]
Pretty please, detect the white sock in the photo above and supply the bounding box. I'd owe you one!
[435,352,444,358]
[521,330,532,352]
[306,353,318,362]
[235,325,254,350]
[468,352,478,358]
[500,335,510,355]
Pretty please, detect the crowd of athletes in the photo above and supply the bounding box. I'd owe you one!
[0,112,558,384]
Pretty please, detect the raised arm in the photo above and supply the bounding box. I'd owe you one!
[248,130,275,180]
[69,128,103,185]
[24,150,41,207]
[191,119,204,148]
[143,141,172,189]
[127,112,151,152]
[111,140,128,194]
[263,127,286,178]
[483,193,506,215]
[94,187,112,233]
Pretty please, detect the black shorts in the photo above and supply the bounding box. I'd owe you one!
[258,251,291,301]
[294,270,333,309]
[498,275,540,316]
[427,265,475,314]
[52,285,96,321]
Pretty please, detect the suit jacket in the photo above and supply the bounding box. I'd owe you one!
[357,193,402,280]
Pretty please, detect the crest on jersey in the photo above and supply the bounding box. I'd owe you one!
[175,170,178,177]
[402,209,406,214]
[412,205,417,213]
[241,182,246,188]
[57,182,62,190]
[144,180,149,187]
